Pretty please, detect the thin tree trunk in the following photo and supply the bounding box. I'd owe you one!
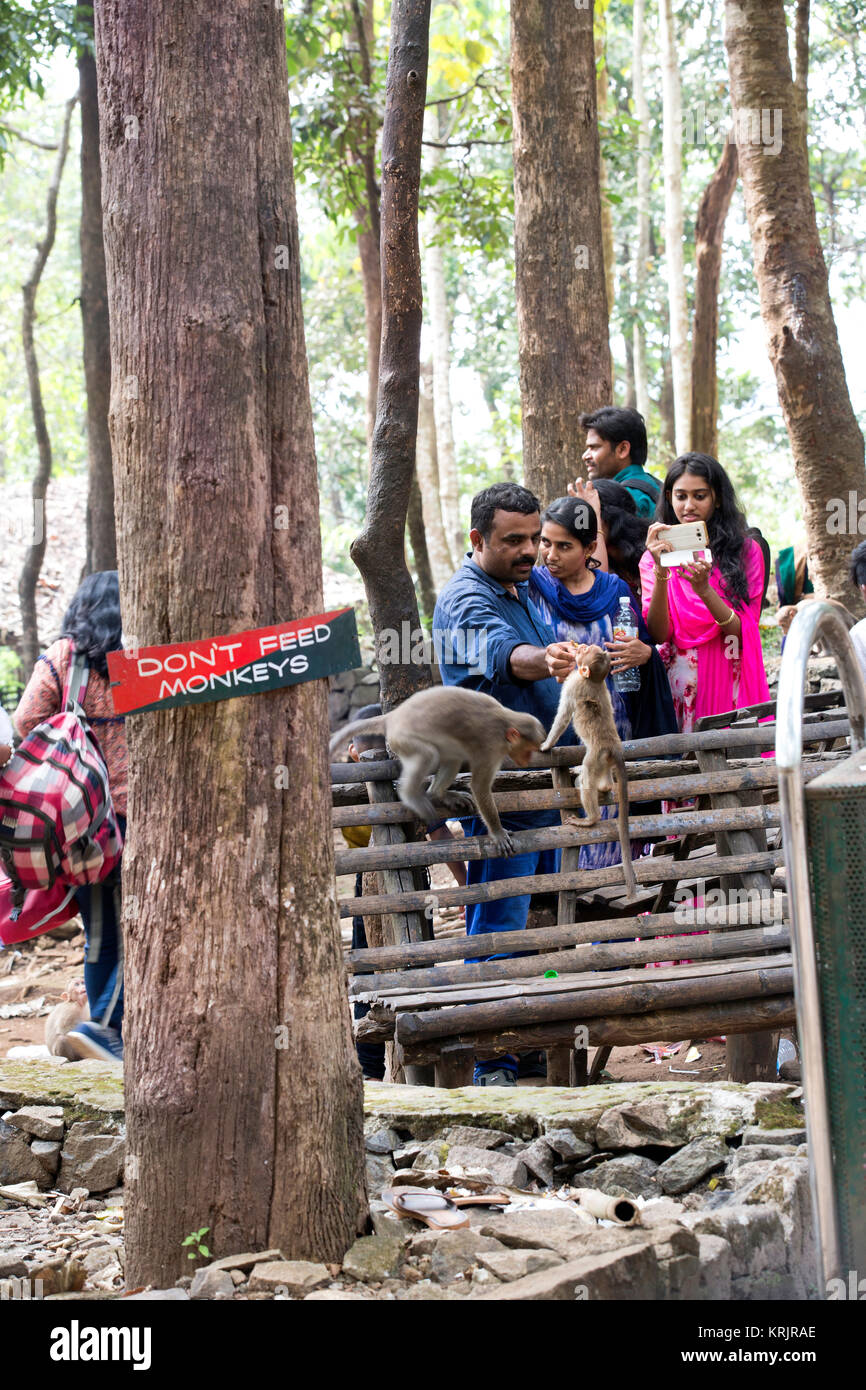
[78,38,117,575]
[347,0,382,449]
[18,97,76,675]
[632,0,651,421]
[407,470,437,624]
[794,0,809,126]
[422,104,461,568]
[95,0,366,1285]
[350,0,434,710]
[658,0,691,452]
[690,141,738,458]
[511,0,611,501]
[622,244,637,410]
[725,0,865,607]
[417,359,452,587]
[657,352,677,459]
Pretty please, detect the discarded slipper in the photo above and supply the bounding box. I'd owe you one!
[382,1187,470,1229]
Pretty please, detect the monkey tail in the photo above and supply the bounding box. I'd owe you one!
[611,750,639,901]
[328,715,387,759]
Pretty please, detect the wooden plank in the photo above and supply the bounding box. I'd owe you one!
[335,803,785,875]
[331,718,850,785]
[343,848,784,917]
[391,962,794,1045]
[545,1046,576,1086]
[347,896,788,972]
[434,1042,475,1088]
[350,925,790,998]
[588,1044,613,1082]
[396,994,797,1065]
[365,953,792,1013]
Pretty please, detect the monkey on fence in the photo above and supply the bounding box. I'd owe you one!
[541,643,639,900]
[329,686,546,857]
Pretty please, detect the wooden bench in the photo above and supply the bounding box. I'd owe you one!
[332,696,849,1087]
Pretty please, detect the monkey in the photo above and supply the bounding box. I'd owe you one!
[330,686,546,857]
[541,643,639,900]
[45,977,89,1060]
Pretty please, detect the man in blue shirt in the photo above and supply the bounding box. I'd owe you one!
[579,406,661,518]
[433,483,576,1086]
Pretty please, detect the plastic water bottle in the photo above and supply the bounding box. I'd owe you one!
[612,597,641,693]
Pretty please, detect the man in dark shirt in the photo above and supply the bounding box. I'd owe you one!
[433,483,576,1085]
[579,406,661,517]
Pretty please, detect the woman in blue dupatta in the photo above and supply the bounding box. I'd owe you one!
[529,495,677,877]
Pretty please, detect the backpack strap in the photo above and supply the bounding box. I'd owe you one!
[621,473,661,501]
[63,650,90,716]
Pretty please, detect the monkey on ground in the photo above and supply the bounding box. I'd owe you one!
[330,686,546,856]
[45,978,89,1059]
[541,643,639,900]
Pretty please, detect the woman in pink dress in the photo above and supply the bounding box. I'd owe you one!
[640,453,770,732]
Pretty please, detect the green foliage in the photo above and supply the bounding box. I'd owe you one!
[181,1227,211,1261]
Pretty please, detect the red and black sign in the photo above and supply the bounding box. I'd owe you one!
[107,607,360,716]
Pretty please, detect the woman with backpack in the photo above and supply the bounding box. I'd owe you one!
[13,571,127,1063]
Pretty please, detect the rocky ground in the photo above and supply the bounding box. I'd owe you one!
[0,1060,813,1302]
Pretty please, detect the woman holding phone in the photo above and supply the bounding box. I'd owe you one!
[640,453,769,732]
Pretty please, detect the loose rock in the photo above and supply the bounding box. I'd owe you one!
[656,1137,728,1195]
[190,1265,236,1300]
[248,1260,331,1296]
[5,1106,65,1142]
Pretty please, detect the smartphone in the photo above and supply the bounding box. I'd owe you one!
[658,520,712,567]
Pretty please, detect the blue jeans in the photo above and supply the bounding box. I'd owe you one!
[75,814,125,1034]
[463,815,560,1080]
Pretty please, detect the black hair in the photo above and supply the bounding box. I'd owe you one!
[60,571,123,678]
[540,496,601,569]
[471,483,541,541]
[579,406,648,470]
[850,540,866,590]
[593,478,649,587]
[655,453,750,607]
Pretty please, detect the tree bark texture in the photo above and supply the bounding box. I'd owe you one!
[690,141,738,458]
[659,0,691,453]
[794,0,809,125]
[422,104,461,569]
[95,0,366,1287]
[595,21,615,376]
[78,42,117,575]
[18,97,76,676]
[511,0,611,501]
[632,0,651,423]
[416,359,452,589]
[350,0,434,709]
[725,0,866,607]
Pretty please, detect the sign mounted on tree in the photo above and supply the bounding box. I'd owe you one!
[107,608,360,716]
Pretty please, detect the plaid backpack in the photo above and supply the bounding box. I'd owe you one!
[0,651,123,922]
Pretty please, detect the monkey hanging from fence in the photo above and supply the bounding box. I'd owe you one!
[330,686,546,857]
[541,643,639,900]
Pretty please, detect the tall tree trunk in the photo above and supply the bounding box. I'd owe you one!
[18,98,76,675]
[632,0,651,422]
[725,0,866,607]
[78,18,116,575]
[417,359,452,587]
[595,20,615,380]
[690,141,738,458]
[347,0,382,449]
[511,0,611,500]
[621,243,637,409]
[95,0,366,1286]
[350,0,433,709]
[422,104,461,568]
[658,0,691,452]
[407,470,436,624]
